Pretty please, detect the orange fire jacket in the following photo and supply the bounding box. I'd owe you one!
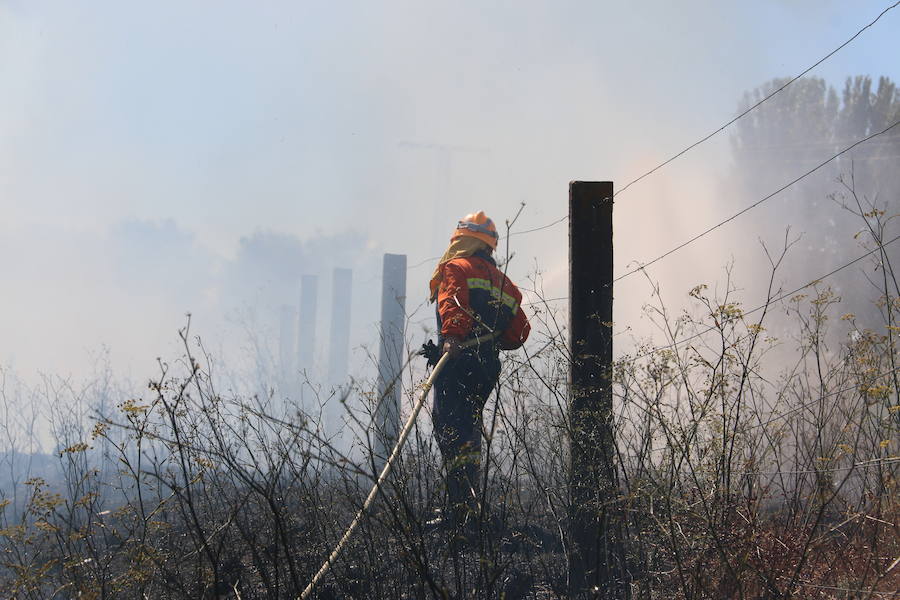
[436,253,531,350]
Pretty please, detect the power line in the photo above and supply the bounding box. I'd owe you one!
[507,215,569,238]
[410,114,898,279]
[521,203,900,311]
[493,1,900,241]
[741,364,900,433]
[526,122,897,307]
[670,364,900,436]
[627,231,900,360]
[375,3,900,316]
[407,255,441,270]
[614,119,900,285]
[495,111,898,276]
[620,365,900,448]
[403,3,899,273]
[500,230,900,446]
[616,364,900,460]
[613,0,900,199]
[523,231,900,366]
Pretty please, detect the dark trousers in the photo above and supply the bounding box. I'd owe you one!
[433,351,500,523]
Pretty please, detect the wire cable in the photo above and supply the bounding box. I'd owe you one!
[487,2,900,241]
[520,118,900,310]
[524,231,900,365]
[407,255,441,270]
[506,214,569,238]
[629,232,900,362]
[645,234,899,354]
[739,365,900,434]
[615,119,900,284]
[614,1,900,199]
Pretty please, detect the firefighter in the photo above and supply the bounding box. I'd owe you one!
[427,211,531,529]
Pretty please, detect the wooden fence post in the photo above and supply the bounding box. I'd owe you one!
[568,181,628,598]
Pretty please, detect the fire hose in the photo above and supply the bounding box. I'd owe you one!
[300,331,500,599]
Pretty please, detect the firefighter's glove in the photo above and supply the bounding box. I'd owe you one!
[418,339,441,368]
[442,336,463,359]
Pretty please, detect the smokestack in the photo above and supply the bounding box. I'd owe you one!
[374,254,407,468]
[297,274,318,378]
[327,267,352,387]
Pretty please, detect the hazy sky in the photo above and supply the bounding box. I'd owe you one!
[2,1,898,381]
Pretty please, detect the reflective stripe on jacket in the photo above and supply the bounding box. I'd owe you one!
[436,251,530,349]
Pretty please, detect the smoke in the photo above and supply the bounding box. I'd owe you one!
[1,1,898,411]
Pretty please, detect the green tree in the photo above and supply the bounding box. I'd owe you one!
[729,75,900,329]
